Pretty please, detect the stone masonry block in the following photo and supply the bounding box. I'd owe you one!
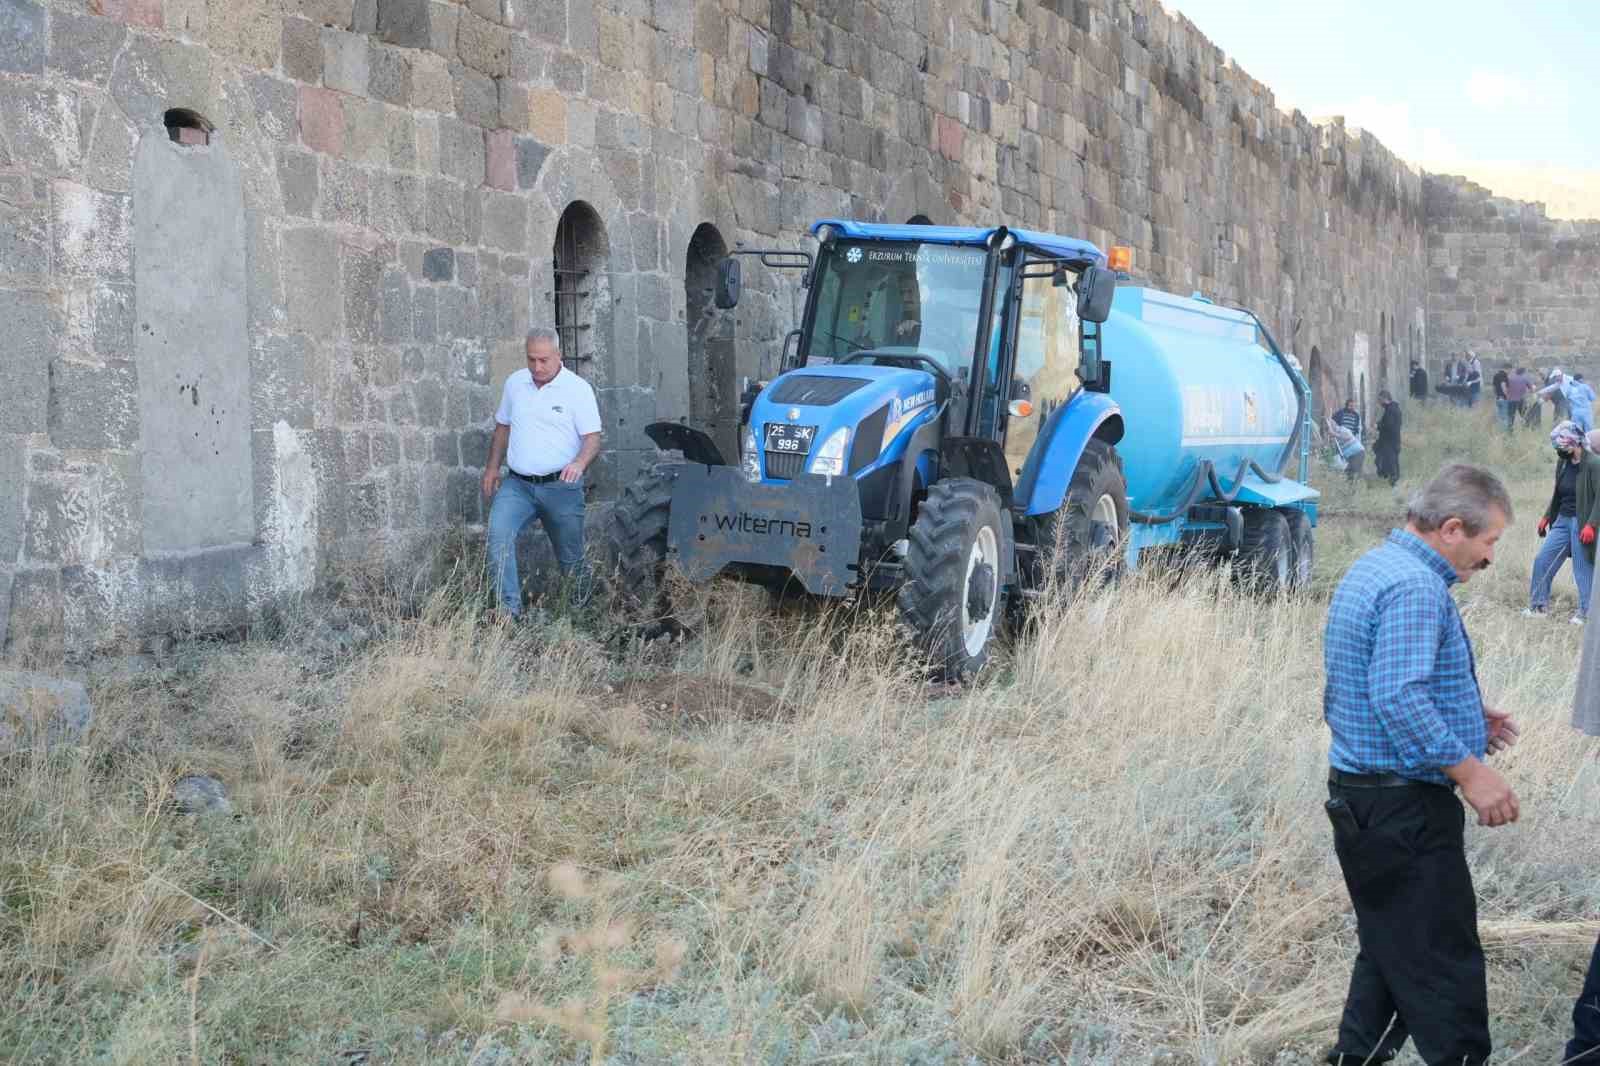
[424,178,466,244]
[322,28,369,96]
[0,86,81,177]
[456,11,511,77]
[0,199,48,277]
[481,190,526,252]
[485,128,515,190]
[100,0,163,30]
[251,333,314,429]
[379,268,412,343]
[368,43,413,106]
[411,51,453,112]
[515,136,549,189]
[53,183,131,282]
[281,17,324,83]
[286,0,354,28]
[0,438,23,565]
[281,227,342,336]
[207,0,281,69]
[0,0,44,74]
[0,290,54,436]
[438,117,486,185]
[299,85,345,155]
[422,246,454,281]
[48,358,139,451]
[47,11,124,85]
[108,34,212,132]
[378,0,431,47]
[278,148,319,216]
[92,285,135,358]
[371,172,426,235]
[451,63,499,128]
[340,96,389,165]
[527,87,566,143]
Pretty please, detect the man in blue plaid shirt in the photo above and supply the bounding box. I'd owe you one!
[1322,463,1521,1066]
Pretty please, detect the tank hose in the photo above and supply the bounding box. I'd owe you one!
[1129,456,1283,525]
[1129,305,1303,526]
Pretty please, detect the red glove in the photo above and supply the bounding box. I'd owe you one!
[1538,517,1550,537]
[1583,525,1596,546]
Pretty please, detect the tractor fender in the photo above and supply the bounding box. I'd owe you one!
[1014,393,1125,517]
[645,422,727,466]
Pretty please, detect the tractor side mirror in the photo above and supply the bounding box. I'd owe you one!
[1076,264,1116,323]
[715,258,742,309]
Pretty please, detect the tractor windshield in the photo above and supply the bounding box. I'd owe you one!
[802,241,993,381]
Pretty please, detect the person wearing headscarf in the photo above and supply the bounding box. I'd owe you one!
[1525,420,1600,624]
[1561,430,1600,1064]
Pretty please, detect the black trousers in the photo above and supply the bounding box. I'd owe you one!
[1325,782,1490,1066]
[1374,444,1400,485]
[1571,934,1600,1063]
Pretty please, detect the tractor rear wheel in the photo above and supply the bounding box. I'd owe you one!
[898,478,1008,677]
[1033,438,1130,590]
[1237,509,1291,594]
[1281,507,1315,592]
[603,464,676,622]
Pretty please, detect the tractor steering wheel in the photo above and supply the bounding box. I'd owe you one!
[838,351,956,391]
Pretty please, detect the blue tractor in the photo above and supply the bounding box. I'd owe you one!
[605,221,1318,674]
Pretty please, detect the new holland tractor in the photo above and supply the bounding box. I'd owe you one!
[606,221,1318,674]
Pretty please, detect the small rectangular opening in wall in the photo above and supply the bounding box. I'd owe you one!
[164,108,212,147]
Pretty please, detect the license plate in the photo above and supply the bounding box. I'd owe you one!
[765,423,816,452]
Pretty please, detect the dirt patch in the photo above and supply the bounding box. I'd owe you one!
[1319,509,1403,526]
[619,673,797,727]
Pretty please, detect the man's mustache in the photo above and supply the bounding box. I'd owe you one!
[1474,559,1491,570]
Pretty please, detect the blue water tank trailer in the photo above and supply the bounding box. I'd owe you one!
[607,221,1318,675]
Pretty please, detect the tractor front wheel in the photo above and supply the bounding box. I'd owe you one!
[602,464,677,623]
[898,478,1008,677]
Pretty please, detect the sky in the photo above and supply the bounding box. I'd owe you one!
[1162,0,1600,172]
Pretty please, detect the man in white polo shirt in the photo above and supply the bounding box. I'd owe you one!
[481,327,602,617]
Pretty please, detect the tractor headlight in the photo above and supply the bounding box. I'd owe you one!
[741,424,761,482]
[809,428,850,476]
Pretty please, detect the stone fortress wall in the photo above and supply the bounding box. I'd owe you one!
[0,0,1576,653]
[1424,173,1600,376]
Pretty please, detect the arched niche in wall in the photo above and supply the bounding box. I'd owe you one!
[552,201,611,384]
[906,214,935,226]
[133,116,254,552]
[684,222,737,461]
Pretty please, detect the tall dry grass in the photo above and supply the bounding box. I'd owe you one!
[2,399,1598,1063]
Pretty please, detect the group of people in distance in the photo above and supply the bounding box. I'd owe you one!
[1418,351,1597,433]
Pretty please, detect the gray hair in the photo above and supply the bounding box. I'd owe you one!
[526,326,561,351]
[1406,463,1513,536]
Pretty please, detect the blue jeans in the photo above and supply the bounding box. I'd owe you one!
[1571,935,1600,1063]
[1496,398,1514,431]
[486,476,588,615]
[1530,513,1595,617]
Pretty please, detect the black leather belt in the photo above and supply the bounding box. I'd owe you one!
[508,470,561,484]
[1328,769,1429,789]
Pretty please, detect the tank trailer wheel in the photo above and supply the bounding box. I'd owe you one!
[1280,508,1315,593]
[898,478,1008,678]
[602,464,677,627]
[1236,509,1292,595]
[1033,438,1130,591]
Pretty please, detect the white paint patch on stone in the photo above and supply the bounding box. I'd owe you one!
[270,420,318,594]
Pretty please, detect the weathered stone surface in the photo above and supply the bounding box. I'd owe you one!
[0,0,44,74]
[48,358,140,450]
[0,439,24,565]
[285,0,353,29]
[0,289,53,436]
[485,128,514,190]
[207,0,281,69]
[514,135,549,189]
[0,85,81,175]
[422,246,454,281]
[377,0,430,47]
[481,190,526,251]
[108,33,212,132]
[278,148,318,216]
[437,116,486,185]
[368,42,414,106]
[450,63,499,128]
[321,28,369,96]
[47,11,125,85]
[0,671,93,754]
[0,198,48,276]
[281,17,324,83]
[99,0,162,30]
[410,51,453,113]
[53,183,131,282]
[282,227,342,336]
[298,85,344,155]
[456,12,511,77]
[527,86,566,143]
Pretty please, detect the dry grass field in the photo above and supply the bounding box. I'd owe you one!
[3,401,1598,1064]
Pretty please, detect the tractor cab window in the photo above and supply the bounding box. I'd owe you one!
[1001,265,1083,475]
[803,241,990,385]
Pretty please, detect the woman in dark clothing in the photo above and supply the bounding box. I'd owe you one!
[1526,420,1600,623]
[1373,390,1401,485]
